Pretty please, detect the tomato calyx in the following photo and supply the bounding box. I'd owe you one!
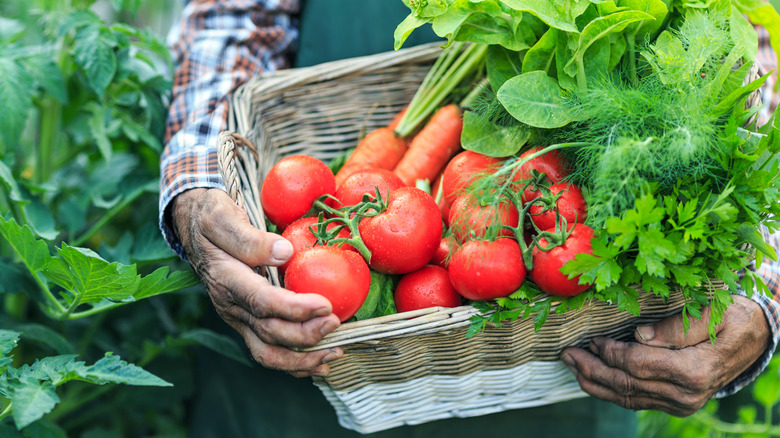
[310,187,395,264]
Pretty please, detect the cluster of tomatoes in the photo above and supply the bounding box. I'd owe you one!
[259,148,595,323]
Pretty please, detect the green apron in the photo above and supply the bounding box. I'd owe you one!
[189,1,637,436]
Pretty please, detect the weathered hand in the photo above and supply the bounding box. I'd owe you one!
[561,295,770,416]
[171,188,342,377]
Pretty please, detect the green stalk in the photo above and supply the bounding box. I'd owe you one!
[395,43,488,138]
[0,224,67,315]
[36,97,62,185]
[72,183,151,246]
[68,303,122,319]
[690,408,780,436]
[577,60,588,91]
[626,38,638,86]
[495,142,592,183]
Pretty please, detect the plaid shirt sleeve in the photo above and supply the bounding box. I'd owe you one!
[159,0,299,259]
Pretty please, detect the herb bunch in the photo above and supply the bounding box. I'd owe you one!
[397,0,780,337]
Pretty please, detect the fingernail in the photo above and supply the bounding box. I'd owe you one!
[312,365,329,377]
[313,307,332,317]
[637,325,655,342]
[322,348,341,364]
[320,320,338,336]
[561,353,577,374]
[271,240,293,263]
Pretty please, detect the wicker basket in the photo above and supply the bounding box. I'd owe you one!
[217,42,749,434]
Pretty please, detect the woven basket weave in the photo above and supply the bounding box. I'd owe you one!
[217,42,754,434]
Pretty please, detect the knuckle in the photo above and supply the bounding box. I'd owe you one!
[682,368,711,390]
[242,289,268,319]
[614,373,637,396]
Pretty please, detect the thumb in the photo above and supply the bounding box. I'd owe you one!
[634,305,722,349]
[183,189,294,267]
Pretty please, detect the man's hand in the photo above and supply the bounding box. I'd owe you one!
[172,188,342,377]
[561,295,771,416]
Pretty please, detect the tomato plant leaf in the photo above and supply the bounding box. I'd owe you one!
[0,216,53,273]
[86,103,112,161]
[130,222,180,263]
[9,377,60,430]
[0,57,33,148]
[44,244,139,305]
[0,160,26,203]
[134,266,199,300]
[497,71,578,128]
[14,324,74,356]
[118,112,163,152]
[16,420,66,438]
[19,56,67,104]
[0,259,37,294]
[174,329,251,367]
[73,24,117,97]
[0,330,20,359]
[75,353,171,387]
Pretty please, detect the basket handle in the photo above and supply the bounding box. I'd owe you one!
[218,130,259,209]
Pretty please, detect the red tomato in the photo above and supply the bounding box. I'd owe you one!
[448,193,519,243]
[358,187,442,274]
[528,183,588,231]
[394,265,462,312]
[430,235,455,269]
[284,246,371,322]
[279,217,356,274]
[261,155,336,231]
[331,168,405,209]
[448,238,527,301]
[441,150,505,204]
[511,147,570,204]
[530,223,594,298]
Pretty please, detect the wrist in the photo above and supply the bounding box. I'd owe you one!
[171,188,209,250]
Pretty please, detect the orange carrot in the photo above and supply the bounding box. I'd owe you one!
[335,127,408,187]
[393,104,463,187]
[387,106,408,132]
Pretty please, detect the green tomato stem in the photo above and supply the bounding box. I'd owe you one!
[311,199,374,264]
[72,183,151,247]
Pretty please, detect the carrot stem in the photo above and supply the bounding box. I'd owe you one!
[395,43,488,138]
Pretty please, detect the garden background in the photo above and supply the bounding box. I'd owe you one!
[1,1,779,436]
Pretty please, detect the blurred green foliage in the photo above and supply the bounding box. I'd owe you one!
[0,1,248,437]
[639,354,780,437]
